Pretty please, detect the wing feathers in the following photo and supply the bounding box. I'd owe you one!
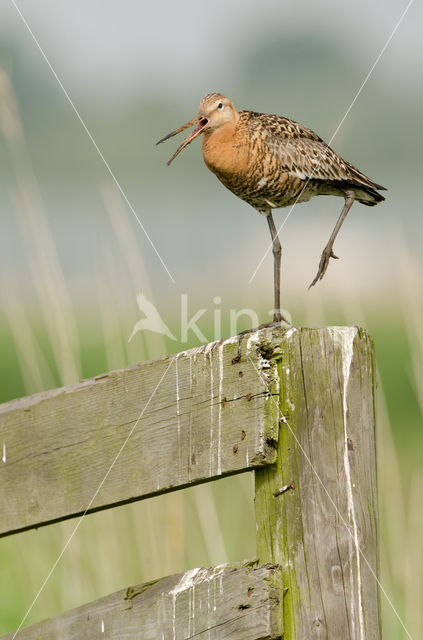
[241,110,385,192]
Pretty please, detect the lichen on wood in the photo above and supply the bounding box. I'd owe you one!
[0,562,283,640]
[0,334,280,537]
[254,326,380,639]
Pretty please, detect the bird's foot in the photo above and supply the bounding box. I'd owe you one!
[272,311,287,324]
[238,319,290,337]
[232,318,292,363]
[309,246,339,289]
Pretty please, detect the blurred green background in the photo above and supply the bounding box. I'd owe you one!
[0,0,422,637]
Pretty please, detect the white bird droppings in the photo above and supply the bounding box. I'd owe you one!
[175,354,182,472]
[284,327,297,340]
[217,343,224,475]
[2,443,6,463]
[170,569,201,640]
[330,327,365,640]
[209,351,214,475]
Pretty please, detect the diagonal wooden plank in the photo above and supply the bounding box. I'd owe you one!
[0,562,283,640]
[0,332,280,537]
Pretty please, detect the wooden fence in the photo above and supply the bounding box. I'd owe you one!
[0,326,380,638]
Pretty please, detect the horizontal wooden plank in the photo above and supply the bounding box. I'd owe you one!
[0,331,281,536]
[1,562,283,639]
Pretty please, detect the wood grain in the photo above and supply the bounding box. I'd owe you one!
[255,326,380,639]
[0,333,280,537]
[0,562,283,640]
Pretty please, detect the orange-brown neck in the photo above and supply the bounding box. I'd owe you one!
[202,119,249,177]
[202,120,236,146]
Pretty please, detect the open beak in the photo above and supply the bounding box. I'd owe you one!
[156,116,209,165]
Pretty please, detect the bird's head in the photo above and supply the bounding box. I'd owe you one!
[157,93,237,165]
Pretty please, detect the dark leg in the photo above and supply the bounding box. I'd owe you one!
[267,211,286,323]
[231,214,289,351]
[309,190,355,289]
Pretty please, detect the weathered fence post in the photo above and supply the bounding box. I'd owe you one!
[254,326,380,638]
[0,325,380,639]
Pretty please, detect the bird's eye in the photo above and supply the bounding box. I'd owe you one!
[217,102,223,109]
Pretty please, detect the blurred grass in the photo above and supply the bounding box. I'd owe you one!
[1,255,422,640]
[0,67,422,640]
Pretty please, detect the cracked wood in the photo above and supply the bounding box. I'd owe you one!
[0,334,279,537]
[255,326,381,639]
[0,562,283,640]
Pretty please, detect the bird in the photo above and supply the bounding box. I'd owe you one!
[157,93,386,323]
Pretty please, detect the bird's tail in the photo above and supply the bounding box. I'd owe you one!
[328,179,386,206]
[344,162,387,206]
[355,185,386,206]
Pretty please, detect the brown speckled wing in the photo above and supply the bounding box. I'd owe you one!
[239,111,382,191]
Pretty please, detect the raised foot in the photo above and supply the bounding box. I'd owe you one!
[309,246,339,289]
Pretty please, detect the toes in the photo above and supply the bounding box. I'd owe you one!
[309,247,339,288]
[308,276,318,290]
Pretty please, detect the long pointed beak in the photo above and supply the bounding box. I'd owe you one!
[156,116,209,166]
